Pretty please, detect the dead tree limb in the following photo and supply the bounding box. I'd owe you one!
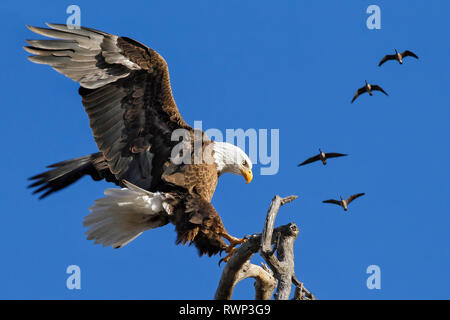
[260,196,298,300]
[292,275,316,300]
[214,195,316,300]
[214,233,276,299]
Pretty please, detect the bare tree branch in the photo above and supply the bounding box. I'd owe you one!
[214,194,315,300]
[236,261,277,300]
[214,235,261,300]
[261,196,297,256]
[292,275,316,300]
[260,196,299,300]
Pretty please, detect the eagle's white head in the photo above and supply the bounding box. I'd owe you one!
[212,142,253,183]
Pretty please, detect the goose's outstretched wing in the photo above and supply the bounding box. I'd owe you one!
[371,85,389,96]
[322,199,342,206]
[325,153,348,159]
[378,54,396,67]
[351,86,367,103]
[298,154,321,167]
[346,193,365,204]
[401,50,419,59]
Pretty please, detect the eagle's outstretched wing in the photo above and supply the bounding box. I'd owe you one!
[25,23,192,190]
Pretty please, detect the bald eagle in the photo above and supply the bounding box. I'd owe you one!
[25,23,253,259]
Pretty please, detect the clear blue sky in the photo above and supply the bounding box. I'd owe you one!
[0,0,449,299]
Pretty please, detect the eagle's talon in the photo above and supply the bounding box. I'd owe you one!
[218,235,247,265]
[218,247,237,266]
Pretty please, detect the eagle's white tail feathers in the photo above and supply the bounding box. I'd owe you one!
[84,185,173,249]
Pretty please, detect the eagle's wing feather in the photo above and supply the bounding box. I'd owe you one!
[28,153,117,199]
[26,23,192,190]
[25,24,134,88]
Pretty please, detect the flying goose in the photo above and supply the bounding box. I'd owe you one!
[298,149,347,167]
[351,80,388,103]
[378,49,418,67]
[322,193,365,211]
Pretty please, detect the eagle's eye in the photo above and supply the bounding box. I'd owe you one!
[242,159,248,167]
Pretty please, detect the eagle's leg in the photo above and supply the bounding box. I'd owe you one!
[218,247,238,266]
[221,231,248,253]
[217,231,248,265]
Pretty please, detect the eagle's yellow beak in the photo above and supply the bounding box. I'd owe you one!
[241,168,253,184]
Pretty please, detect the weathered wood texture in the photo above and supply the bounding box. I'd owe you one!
[215,195,316,300]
